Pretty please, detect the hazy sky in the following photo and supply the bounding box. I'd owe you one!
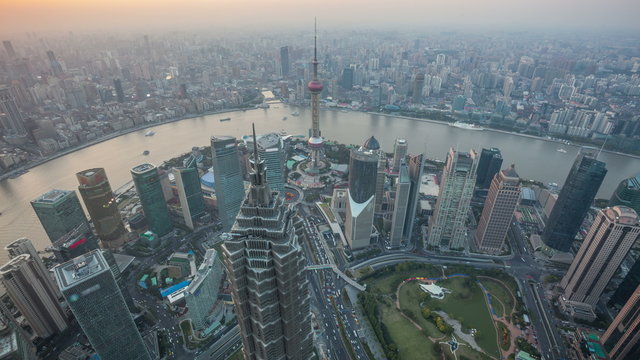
[1,0,639,35]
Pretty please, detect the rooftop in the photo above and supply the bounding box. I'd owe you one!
[32,189,72,204]
[0,331,18,358]
[53,250,109,291]
[131,163,156,174]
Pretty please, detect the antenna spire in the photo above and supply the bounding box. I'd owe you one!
[314,17,317,61]
[252,122,259,164]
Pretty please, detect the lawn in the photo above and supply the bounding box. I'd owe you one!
[421,278,500,358]
[398,284,445,338]
[380,302,440,360]
[363,267,441,294]
[479,278,516,316]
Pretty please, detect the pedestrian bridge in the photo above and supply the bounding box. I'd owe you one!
[305,264,366,291]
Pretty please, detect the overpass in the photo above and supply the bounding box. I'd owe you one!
[305,264,366,291]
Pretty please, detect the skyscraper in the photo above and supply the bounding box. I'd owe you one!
[280,46,290,77]
[610,173,640,215]
[345,140,379,250]
[0,254,68,338]
[390,162,411,248]
[184,249,223,331]
[173,156,206,230]
[341,68,354,89]
[222,125,312,360]
[475,166,521,254]
[476,148,503,189]
[211,136,245,231]
[54,250,151,360]
[412,73,425,103]
[601,284,640,360]
[392,138,408,173]
[403,153,425,240]
[243,132,286,193]
[49,225,99,263]
[542,148,607,252]
[610,257,640,309]
[114,78,125,103]
[77,168,127,248]
[560,206,640,308]
[428,148,478,251]
[46,50,63,77]
[307,23,325,172]
[5,238,60,298]
[31,189,90,243]
[0,86,26,136]
[131,163,173,236]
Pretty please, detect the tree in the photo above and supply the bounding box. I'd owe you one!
[421,306,432,319]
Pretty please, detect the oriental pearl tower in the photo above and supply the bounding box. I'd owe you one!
[307,20,324,173]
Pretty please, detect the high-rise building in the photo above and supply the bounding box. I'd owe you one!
[222,126,312,360]
[390,162,411,248]
[476,148,503,188]
[610,258,640,309]
[0,254,68,338]
[114,78,125,103]
[542,148,607,252]
[46,50,63,77]
[0,86,26,136]
[211,136,245,231]
[132,163,173,236]
[392,138,408,173]
[76,168,127,248]
[243,132,286,193]
[280,46,290,77]
[341,68,354,89]
[31,189,90,243]
[361,136,385,213]
[5,238,60,298]
[173,156,206,230]
[184,249,223,331]
[345,141,379,250]
[49,224,99,263]
[475,166,521,254]
[428,148,478,251]
[560,206,640,308]
[403,153,425,240]
[601,284,640,360]
[54,250,151,360]
[413,73,425,103]
[307,25,325,173]
[610,173,640,215]
[0,300,36,359]
[503,76,514,98]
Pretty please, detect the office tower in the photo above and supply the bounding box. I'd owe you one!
[476,148,503,188]
[503,76,514,98]
[184,249,223,331]
[602,284,640,360]
[413,73,425,103]
[31,189,90,243]
[132,163,173,236]
[243,132,286,193]
[390,162,411,248]
[362,136,385,213]
[54,250,151,360]
[307,25,325,173]
[0,300,36,359]
[114,78,125,103]
[436,53,446,66]
[610,173,640,215]
[542,148,607,252]
[610,257,640,309]
[280,46,290,77]
[50,225,99,263]
[76,168,127,248]
[475,166,521,254]
[560,206,640,308]
[46,50,63,77]
[0,254,68,338]
[5,238,60,298]
[172,156,206,230]
[0,86,26,136]
[341,68,354,89]
[428,148,478,251]
[345,141,378,249]
[211,136,244,231]
[222,126,312,360]
[392,138,408,173]
[403,153,425,239]
[2,41,16,59]
[453,95,466,111]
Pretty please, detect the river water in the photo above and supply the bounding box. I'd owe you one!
[0,105,638,260]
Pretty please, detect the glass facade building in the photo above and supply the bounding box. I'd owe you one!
[173,156,206,230]
[31,189,90,243]
[131,163,173,236]
[610,173,640,215]
[476,148,503,188]
[211,136,245,231]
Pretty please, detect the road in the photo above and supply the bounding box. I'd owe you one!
[195,326,240,360]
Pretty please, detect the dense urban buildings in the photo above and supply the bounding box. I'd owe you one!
[76,168,127,248]
[0,86,26,138]
[542,148,607,252]
[184,249,223,331]
[54,250,151,360]
[172,155,206,230]
[601,284,640,360]
[428,148,478,251]
[0,254,68,338]
[610,173,640,215]
[131,163,173,236]
[30,189,90,243]
[211,136,244,231]
[475,166,521,254]
[561,206,640,312]
[345,140,379,249]
[222,128,312,360]
[0,300,36,359]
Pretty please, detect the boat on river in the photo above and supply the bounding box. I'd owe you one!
[143,150,150,155]
[144,130,155,136]
[557,148,567,153]
[450,122,484,131]
[219,117,231,122]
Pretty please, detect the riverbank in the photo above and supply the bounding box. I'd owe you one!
[367,111,640,160]
[0,107,245,183]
